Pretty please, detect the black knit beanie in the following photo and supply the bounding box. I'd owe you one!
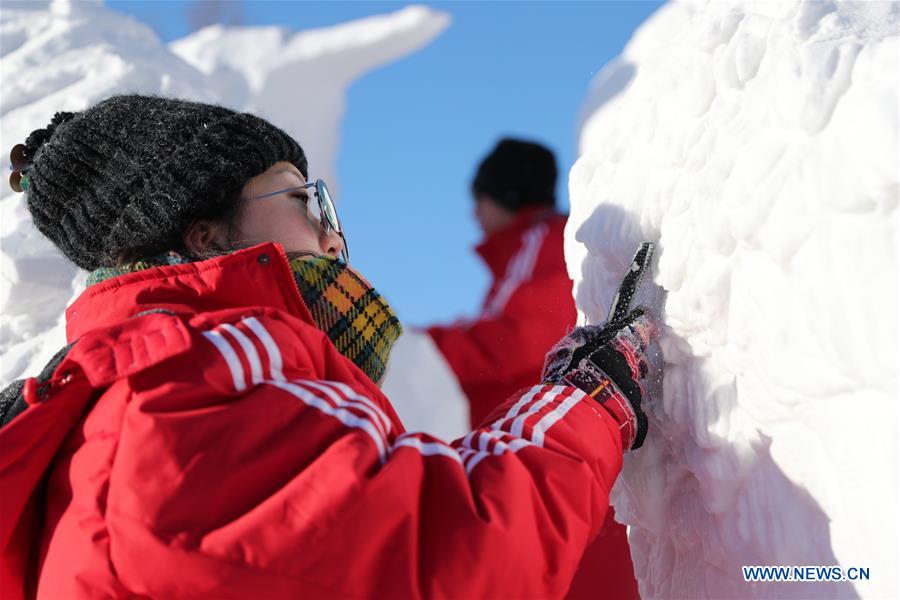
[17,94,307,270]
[472,138,557,211]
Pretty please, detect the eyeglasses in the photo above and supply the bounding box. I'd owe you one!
[249,179,349,263]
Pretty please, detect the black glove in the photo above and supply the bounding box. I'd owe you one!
[542,308,657,450]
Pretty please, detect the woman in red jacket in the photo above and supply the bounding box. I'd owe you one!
[0,95,657,599]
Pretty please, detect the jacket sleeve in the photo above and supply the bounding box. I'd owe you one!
[427,271,577,386]
[104,317,623,599]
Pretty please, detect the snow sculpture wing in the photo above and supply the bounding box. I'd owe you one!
[570,2,898,598]
[170,6,450,191]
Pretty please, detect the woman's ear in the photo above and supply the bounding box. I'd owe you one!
[183,219,229,255]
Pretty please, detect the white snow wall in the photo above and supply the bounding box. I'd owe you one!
[0,0,449,386]
[570,2,898,598]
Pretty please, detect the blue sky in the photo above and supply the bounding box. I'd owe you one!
[107,1,663,326]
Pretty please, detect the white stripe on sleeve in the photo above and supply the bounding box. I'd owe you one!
[202,330,246,392]
[392,435,464,465]
[530,388,586,447]
[492,385,546,429]
[299,380,391,440]
[242,316,286,381]
[509,386,566,439]
[319,380,392,435]
[220,323,263,385]
[465,451,490,475]
[268,379,387,462]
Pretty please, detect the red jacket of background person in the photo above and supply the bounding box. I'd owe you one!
[428,207,576,428]
[428,207,640,600]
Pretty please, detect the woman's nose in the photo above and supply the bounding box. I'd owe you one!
[322,228,345,259]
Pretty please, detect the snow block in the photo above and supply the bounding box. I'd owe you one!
[571,2,898,598]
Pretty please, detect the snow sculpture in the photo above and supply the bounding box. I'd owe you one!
[170,6,449,192]
[570,2,898,598]
[0,1,449,385]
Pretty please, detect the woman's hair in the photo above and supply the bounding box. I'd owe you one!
[112,186,247,266]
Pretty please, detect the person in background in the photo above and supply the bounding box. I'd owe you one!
[427,138,641,599]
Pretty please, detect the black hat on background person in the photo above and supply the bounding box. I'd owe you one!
[472,137,557,211]
[471,137,557,236]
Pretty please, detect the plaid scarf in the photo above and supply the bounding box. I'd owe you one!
[87,252,402,384]
[289,255,402,384]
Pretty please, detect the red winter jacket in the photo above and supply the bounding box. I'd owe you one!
[0,242,626,599]
[428,208,577,428]
[428,208,640,600]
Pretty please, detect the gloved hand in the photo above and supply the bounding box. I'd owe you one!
[542,308,657,451]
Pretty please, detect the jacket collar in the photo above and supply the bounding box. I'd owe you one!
[475,206,555,278]
[66,242,314,342]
